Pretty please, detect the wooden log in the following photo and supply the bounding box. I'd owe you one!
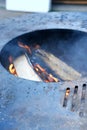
[36,49,81,81]
[34,64,59,82]
[13,54,42,81]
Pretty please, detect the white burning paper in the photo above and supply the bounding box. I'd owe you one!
[13,54,42,81]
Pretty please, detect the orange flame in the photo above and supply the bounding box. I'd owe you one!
[33,64,59,82]
[34,64,45,72]
[48,74,58,82]
[9,64,17,76]
[18,42,31,54]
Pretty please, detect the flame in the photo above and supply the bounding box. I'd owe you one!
[34,64,45,72]
[18,42,31,54]
[65,89,70,97]
[48,74,58,82]
[9,64,17,76]
[33,64,59,82]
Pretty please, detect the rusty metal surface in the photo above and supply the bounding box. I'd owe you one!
[0,12,87,130]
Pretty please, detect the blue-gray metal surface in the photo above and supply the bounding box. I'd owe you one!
[0,12,87,130]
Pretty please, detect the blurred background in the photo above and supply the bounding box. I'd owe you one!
[52,0,87,11]
[0,0,87,20]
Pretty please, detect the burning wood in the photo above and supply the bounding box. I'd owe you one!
[8,54,58,82]
[34,64,45,72]
[13,54,42,81]
[18,42,32,54]
[48,74,58,82]
[36,49,81,81]
[34,64,59,82]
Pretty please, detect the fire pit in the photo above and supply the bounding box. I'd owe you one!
[0,13,87,130]
[1,29,87,82]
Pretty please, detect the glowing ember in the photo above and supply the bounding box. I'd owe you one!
[34,64,45,72]
[33,64,59,82]
[65,88,70,97]
[18,42,31,54]
[9,64,17,76]
[48,74,58,82]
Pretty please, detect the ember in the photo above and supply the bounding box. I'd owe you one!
[65,88,70,97]
[34,64,59,82]
[63,88,70,107]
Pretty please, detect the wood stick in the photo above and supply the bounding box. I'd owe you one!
[36,49,81,81]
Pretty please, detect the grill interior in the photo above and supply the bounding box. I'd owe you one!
[1,29,87,82]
